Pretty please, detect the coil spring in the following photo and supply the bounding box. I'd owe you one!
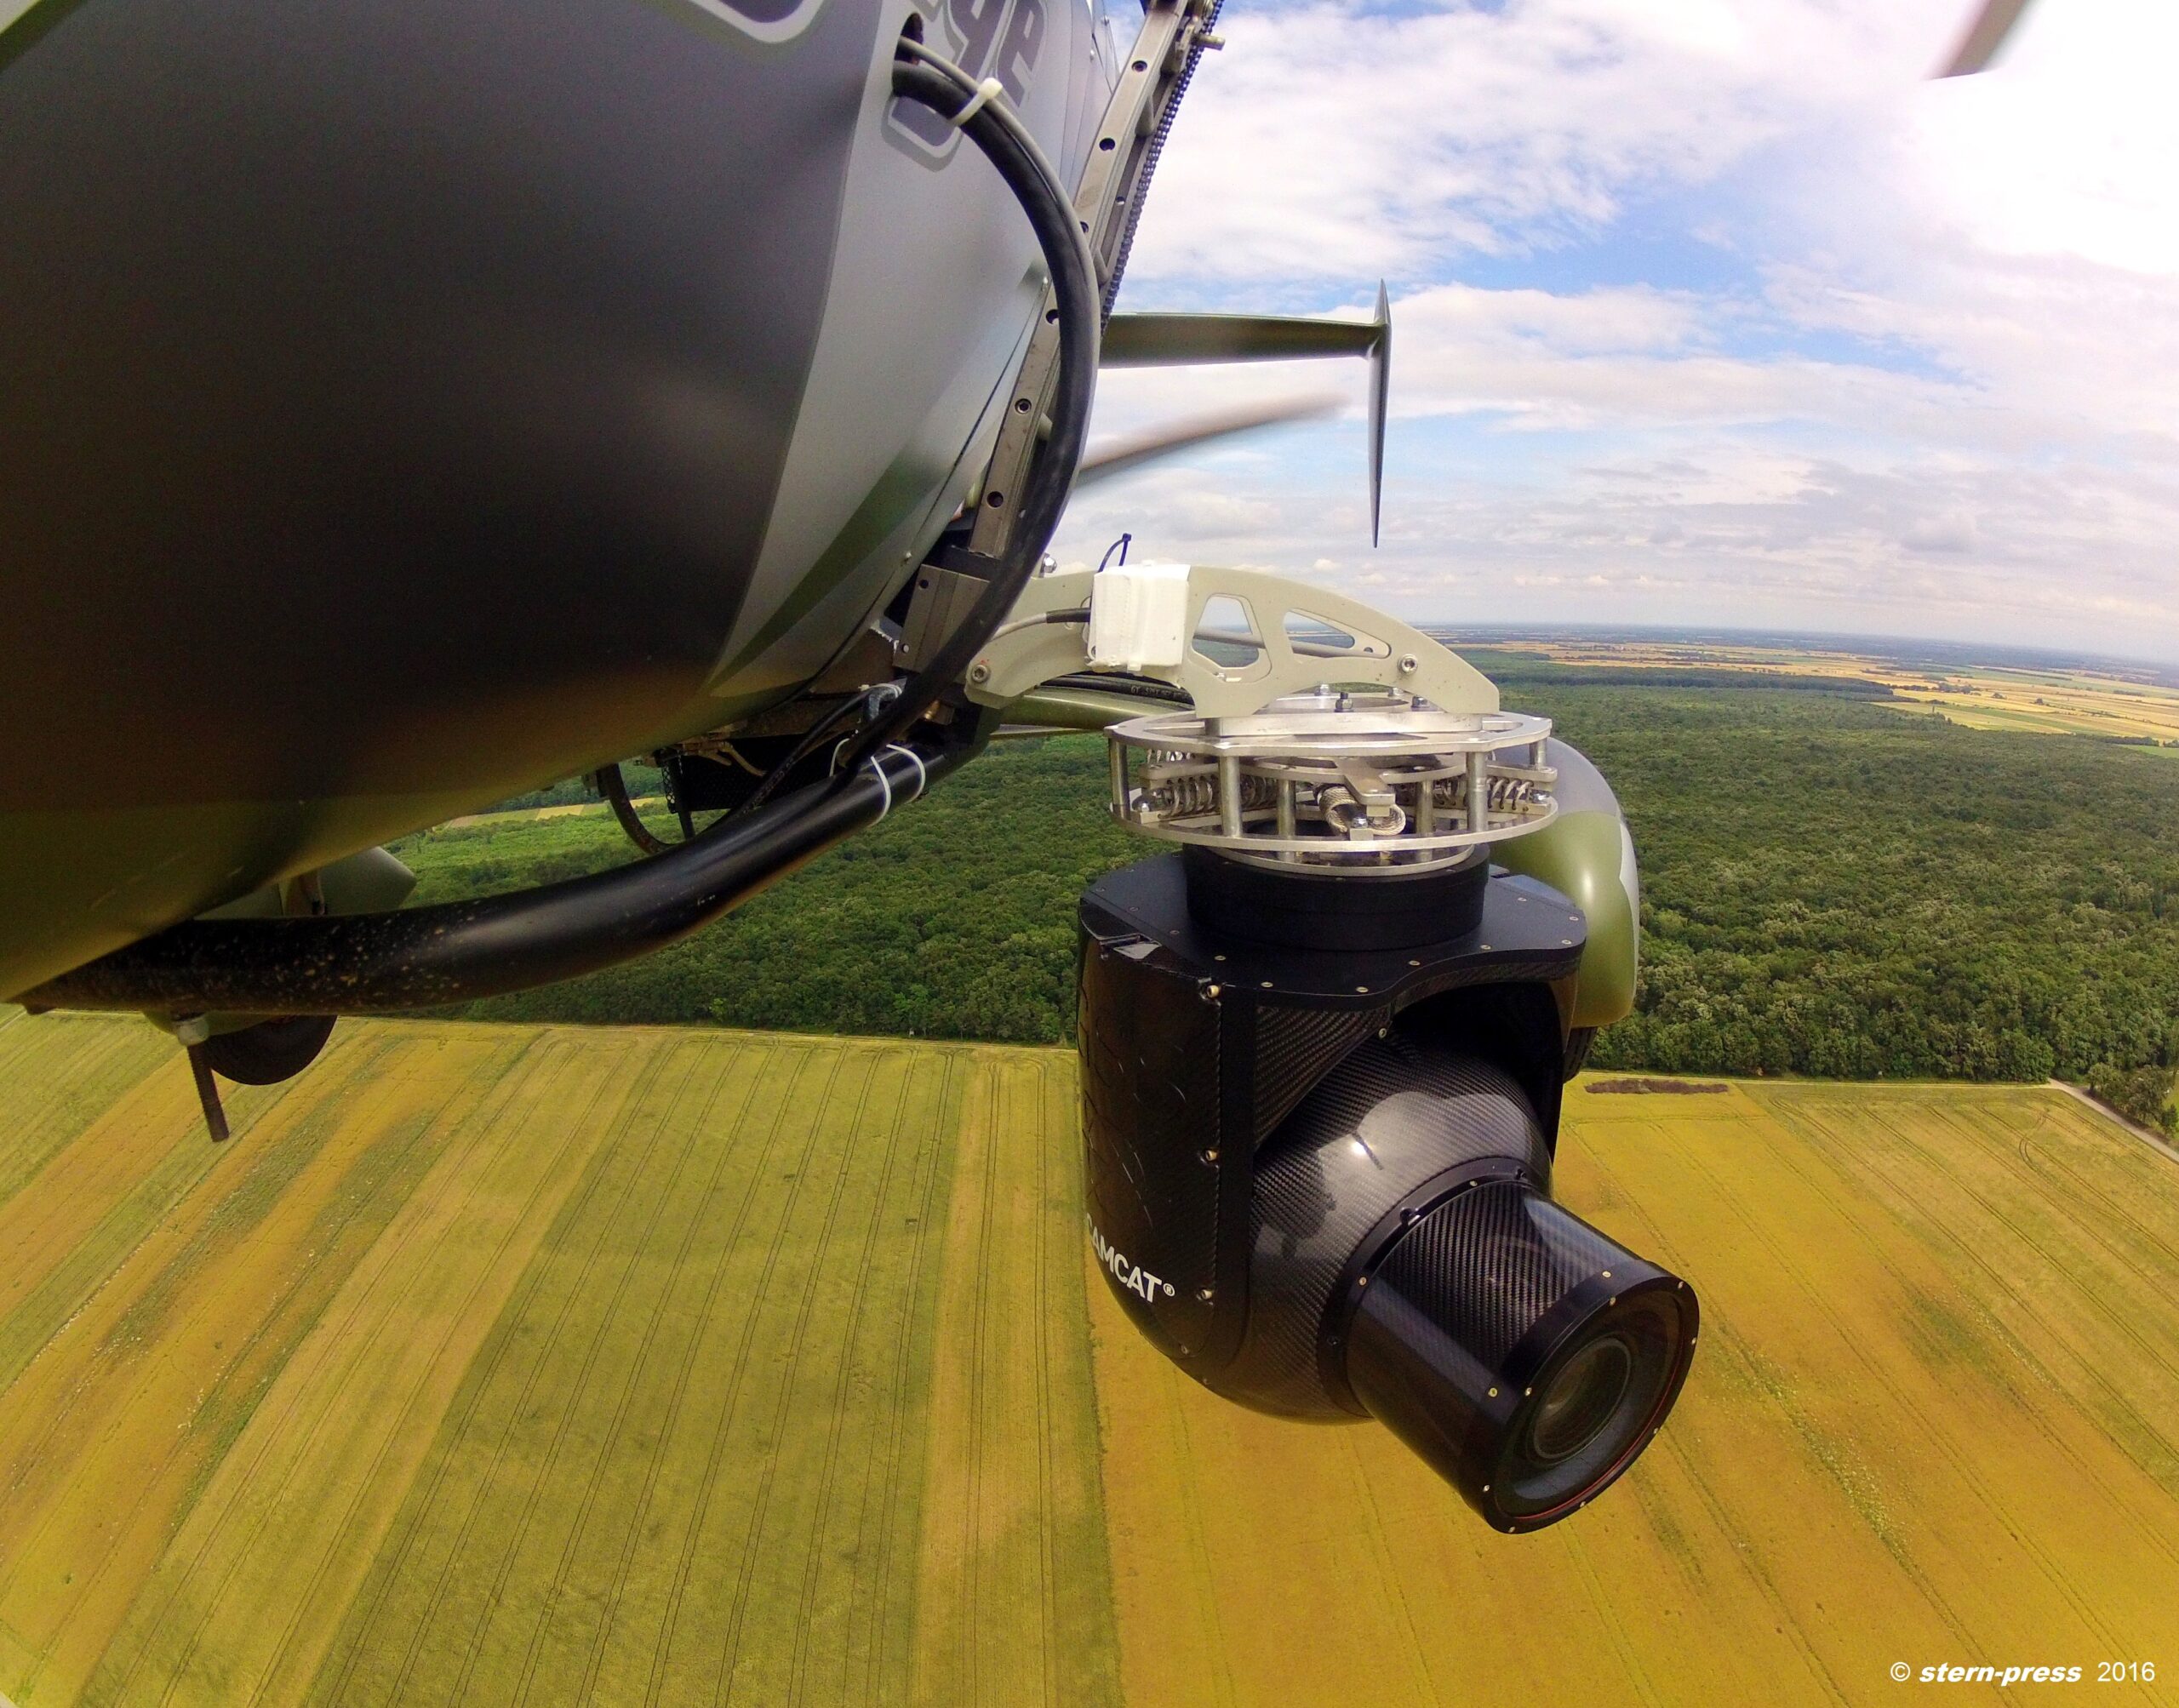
[1146,773,1280,815]
[1431,774,1541,813]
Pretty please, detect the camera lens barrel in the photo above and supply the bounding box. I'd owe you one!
[1341,1181,1697,1532]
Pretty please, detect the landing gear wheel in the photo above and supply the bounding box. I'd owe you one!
[197,1015,337,1085]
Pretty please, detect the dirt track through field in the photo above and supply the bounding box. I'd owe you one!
[3,1015,2176,1705]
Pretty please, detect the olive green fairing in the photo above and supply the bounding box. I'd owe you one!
[1493,810,1639,1030]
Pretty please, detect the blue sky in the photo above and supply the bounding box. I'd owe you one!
[1054,0,2179,663]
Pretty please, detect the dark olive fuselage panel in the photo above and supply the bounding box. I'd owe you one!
[0,0,1112,997]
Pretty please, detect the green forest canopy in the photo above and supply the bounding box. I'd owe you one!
[392,675,2179,1131]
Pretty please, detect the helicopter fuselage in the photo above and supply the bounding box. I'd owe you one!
[0,0,1116,999]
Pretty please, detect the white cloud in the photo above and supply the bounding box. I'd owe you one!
[1122,0,1957,286]
[1067,0,2179,662]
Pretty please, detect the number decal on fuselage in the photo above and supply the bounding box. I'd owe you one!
[891,0,1046,152]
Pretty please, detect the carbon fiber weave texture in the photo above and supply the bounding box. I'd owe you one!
[1370,1182,1626,1370]
[1207,1036,1547,1418]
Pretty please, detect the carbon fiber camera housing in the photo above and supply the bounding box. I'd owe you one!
[1078,850,1697,1533]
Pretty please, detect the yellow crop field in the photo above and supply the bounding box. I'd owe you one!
[1091,1077,2179,1706]
[1,1011,2176,1706]
[0,1014,1115,1707]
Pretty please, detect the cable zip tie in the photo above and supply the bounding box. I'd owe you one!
[950,76,1006,129]
[884,744,929,802]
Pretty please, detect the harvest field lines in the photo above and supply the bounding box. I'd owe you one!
[1512,639,2179,748]
[1,1015,2176,1705]
[1088,1079,2179,1707]
[0,1016,1117,1707]
[908,1051,1118,1708]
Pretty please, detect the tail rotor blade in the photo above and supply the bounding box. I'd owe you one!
[1367,281,1390,547]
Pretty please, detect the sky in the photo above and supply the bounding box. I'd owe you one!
[1052,0,2179,664]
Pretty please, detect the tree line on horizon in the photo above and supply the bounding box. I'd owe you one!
[393,671,2179,1134]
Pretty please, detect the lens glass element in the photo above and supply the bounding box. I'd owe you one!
[1496,1289,1688,1519]
[1530,1335,1633,1464]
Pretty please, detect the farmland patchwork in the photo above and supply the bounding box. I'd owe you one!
[0,1014,2172,1705]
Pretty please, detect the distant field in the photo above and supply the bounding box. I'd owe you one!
[1496,637,2179,750]
[1,1013,2175,1705]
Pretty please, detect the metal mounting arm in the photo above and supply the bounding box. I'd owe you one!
[964,563,1498,721]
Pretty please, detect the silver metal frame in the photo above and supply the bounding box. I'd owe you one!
[1110,694,1558,869]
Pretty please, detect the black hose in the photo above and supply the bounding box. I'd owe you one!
[824,45,1100,780]
[702,46,1097,820]
[595,762,674,856]
[1043,671,1190,706]
[22,740,961,1016]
